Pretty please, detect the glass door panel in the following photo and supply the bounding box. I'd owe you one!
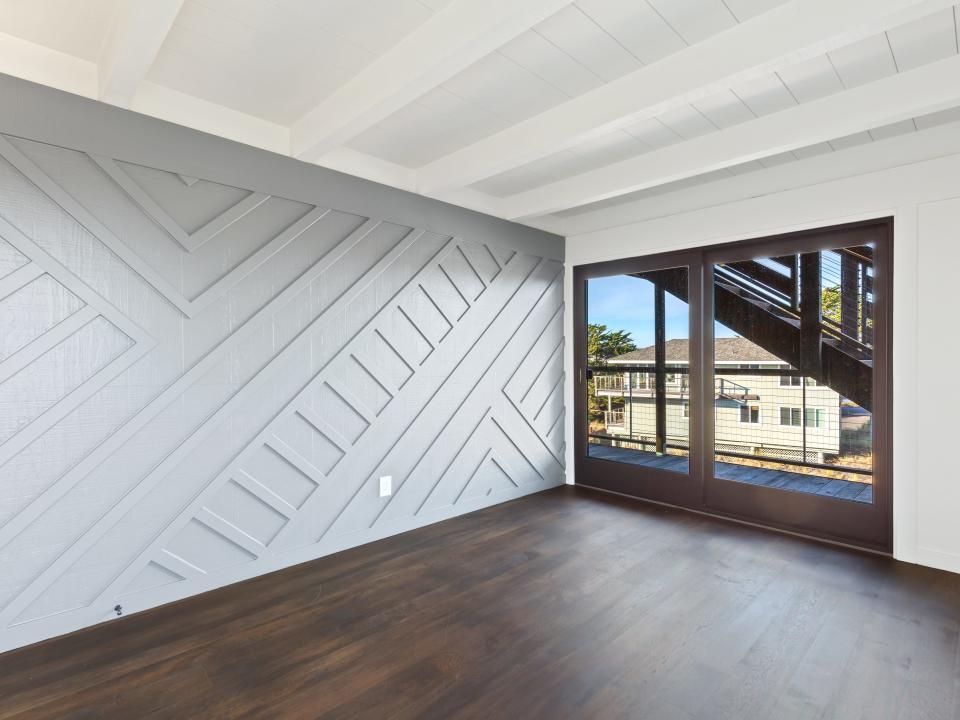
[586,267,691,475]
[710,243,875,503]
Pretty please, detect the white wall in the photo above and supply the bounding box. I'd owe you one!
[563,130,960,574]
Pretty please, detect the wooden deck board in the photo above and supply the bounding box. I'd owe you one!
[588,443,872,504]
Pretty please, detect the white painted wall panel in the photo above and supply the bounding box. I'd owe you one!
[917,196,960,561]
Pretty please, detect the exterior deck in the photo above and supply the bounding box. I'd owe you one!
[587,443,873,504]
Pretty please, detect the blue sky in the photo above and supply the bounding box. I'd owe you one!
[588,275,737,349]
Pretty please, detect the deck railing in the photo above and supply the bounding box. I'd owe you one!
[593,372,687,394]
[594,374,624,392]
[603,410,624,427]
[588,364,871,477]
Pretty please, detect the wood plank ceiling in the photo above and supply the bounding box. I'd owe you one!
[1,0,959,234]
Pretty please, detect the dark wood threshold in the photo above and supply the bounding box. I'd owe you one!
[575,482,890,558]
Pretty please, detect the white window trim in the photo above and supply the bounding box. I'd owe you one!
[738,403,762,425]
[779,368,802,387]
[804,407,827,429]
[778,405,803,427]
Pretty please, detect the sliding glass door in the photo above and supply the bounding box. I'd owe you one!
[575,253,703,508]
[574,219,892,552]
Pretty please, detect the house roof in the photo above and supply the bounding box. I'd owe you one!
[608,337,780,364]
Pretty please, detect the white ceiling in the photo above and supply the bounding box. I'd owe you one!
[347,0,784,168]
[0,0,959,236]
[472,5,960,199]
[0,0,119,60]
[151,0,450,124]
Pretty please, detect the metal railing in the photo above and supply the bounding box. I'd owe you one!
[819,248,874,353]
[594,374,624,392]
[715,249,875,355]
[716,377,751,402]
[603,410,624,426]
[715,261,795,310]
[593,371,687,395]
[588,364,872,477]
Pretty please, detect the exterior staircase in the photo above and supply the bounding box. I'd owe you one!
[642,247,874,411]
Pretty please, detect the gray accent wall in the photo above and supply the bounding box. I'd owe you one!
[0,75,564,653]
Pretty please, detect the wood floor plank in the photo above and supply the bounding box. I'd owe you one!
[0,485,957,720]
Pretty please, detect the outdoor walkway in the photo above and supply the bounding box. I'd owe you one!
[587,443,873,504]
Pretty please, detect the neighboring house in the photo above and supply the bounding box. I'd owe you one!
[594,338,843,464]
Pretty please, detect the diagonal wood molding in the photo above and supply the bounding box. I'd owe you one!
[99,253,561,599]
[89,154,272,252]
[0,131,563,652]
[0,135,334,316]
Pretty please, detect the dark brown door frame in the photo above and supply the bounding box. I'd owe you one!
[573,218,893,553]
[574,249,704,509]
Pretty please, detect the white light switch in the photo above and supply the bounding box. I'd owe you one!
[379,475,392,497]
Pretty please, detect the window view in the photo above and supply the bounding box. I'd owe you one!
[712,245,874,503]
[587,268,690,474]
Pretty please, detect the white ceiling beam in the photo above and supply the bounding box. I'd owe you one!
[290,0,572,163]
[98,0,186,107]
[418,0,958,194]
[0,31,97,98]
[557,119,960,238]
[316,148,419,192]
[428,187,511,219]
[502,54,960,219]
[312,149,508,220]
[299,148,508,217]
[130,82,291,154]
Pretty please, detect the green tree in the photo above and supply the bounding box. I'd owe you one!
[587,323,637,365]
[821,285,842,324]
[586,324,636,427]
[822,285,870,341]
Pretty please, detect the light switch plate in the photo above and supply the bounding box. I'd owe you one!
[379,475,392,497]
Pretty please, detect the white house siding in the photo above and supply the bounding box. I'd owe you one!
[600,364,842,463]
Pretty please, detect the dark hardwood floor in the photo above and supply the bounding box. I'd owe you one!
[1,485,958,719]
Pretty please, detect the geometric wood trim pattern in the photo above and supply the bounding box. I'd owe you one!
[0,131,563,653]
[0,135,329,317]
[88,154,271,253]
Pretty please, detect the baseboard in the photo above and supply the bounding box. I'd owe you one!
[914,546,960,575]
